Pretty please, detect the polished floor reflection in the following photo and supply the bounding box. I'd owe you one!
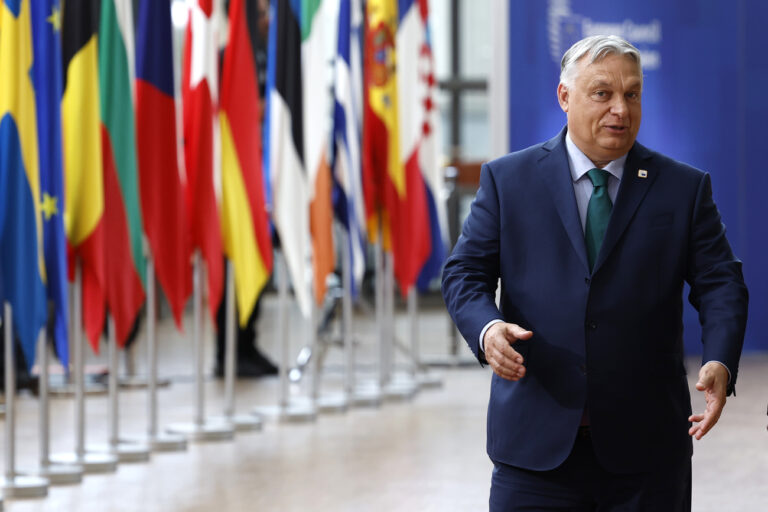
[1,294,766,511]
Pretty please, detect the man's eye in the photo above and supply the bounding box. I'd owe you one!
[627,92,640,100]
[593,91,607,98]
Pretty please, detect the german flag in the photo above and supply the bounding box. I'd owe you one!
[220,0,273,326]
[62,0,106,351]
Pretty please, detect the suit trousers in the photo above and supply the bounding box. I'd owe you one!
[489,428,691,512]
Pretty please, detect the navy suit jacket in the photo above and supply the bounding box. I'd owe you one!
[442,128,748,474]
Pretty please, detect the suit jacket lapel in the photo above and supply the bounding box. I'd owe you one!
[593,142,656,273]
[540,129,590,273]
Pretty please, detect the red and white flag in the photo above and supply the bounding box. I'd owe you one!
[182,0,224,322]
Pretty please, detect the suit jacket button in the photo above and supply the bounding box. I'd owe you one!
[586,321,597,330]
[584,277,590,285]
[579,364,587,375]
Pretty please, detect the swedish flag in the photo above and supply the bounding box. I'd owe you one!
[0,0,48,367]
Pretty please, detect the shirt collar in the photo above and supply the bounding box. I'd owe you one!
[565,131,627,183]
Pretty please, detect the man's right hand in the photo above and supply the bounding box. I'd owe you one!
[484,322,534,381]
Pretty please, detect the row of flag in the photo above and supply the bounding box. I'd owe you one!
[0,0,447,373]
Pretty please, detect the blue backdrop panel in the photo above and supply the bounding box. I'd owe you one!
[507,0,766,354]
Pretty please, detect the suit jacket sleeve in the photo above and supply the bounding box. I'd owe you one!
[686,172,749,395]
[442,162,504,363]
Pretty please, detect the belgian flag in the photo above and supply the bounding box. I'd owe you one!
[62,0,106,351]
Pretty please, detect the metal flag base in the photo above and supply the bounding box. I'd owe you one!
[317,393,348,414]
[92,441,151,463]
[146,433,187,452]
[350,382,383,408]
[118,375,171,389]
[113,442,151,463]
[419,355,479,368]
[416,372,444,389]
[165,420,234,442]
[1,476,48,499]
[209,414,262,432]
[49,452,118,474]
[31,464,83,485]
[47,380,108,397]
[382,375,419,402]
[254,403,317,424]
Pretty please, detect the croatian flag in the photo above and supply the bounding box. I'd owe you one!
[397,0,447,291]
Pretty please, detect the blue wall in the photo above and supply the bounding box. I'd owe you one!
[507,0,767,354]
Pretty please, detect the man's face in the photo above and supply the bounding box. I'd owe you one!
[557,54,642,165]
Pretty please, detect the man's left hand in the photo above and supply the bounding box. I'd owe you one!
[688,361,729,440]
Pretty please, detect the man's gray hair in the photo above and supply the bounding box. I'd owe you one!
[560,35,642,88]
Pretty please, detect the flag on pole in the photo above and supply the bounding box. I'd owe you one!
[31,0,70,366]
[363,0,430,295]
[267,0,312,317]
[99,0,146,346]
[183,0,224,323]
[398,0,446,291]
[302,0,335,305]
[136,0,192,328]
[220,0,273,326]
[61,0,107,352]
[332,0,366,296]
[0,0,48,367]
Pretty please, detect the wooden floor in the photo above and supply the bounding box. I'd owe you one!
[1,294,767,511]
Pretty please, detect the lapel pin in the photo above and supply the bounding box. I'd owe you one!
[638,169,648,178]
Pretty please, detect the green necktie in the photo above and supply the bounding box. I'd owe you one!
[585,168,612,271]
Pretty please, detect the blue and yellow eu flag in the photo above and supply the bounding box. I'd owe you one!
[31,0,69,368]
[0,0,48,368]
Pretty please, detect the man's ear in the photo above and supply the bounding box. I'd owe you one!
[557,83,569,113]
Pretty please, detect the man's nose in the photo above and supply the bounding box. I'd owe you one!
[609,96,628,117]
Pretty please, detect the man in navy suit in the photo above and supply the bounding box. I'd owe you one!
[442,35,748,511]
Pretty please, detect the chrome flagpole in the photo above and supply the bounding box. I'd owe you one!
[254,250,315,423]
[382,253,416,401]
[145,256,186,452]
[408,286,418,381]
[341,230,355,401]
[348,233,380,408]
[278,250,316,422]
[376,240,385,390]
[409,286,441,390]
[166,251,233,441]
[315,231,347,414]
[2,304,48,497]
[51,261,116,472]
[278,250,290,415]
[104,316,149,462]
[215,261,261,431]
[34,328,82,484]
